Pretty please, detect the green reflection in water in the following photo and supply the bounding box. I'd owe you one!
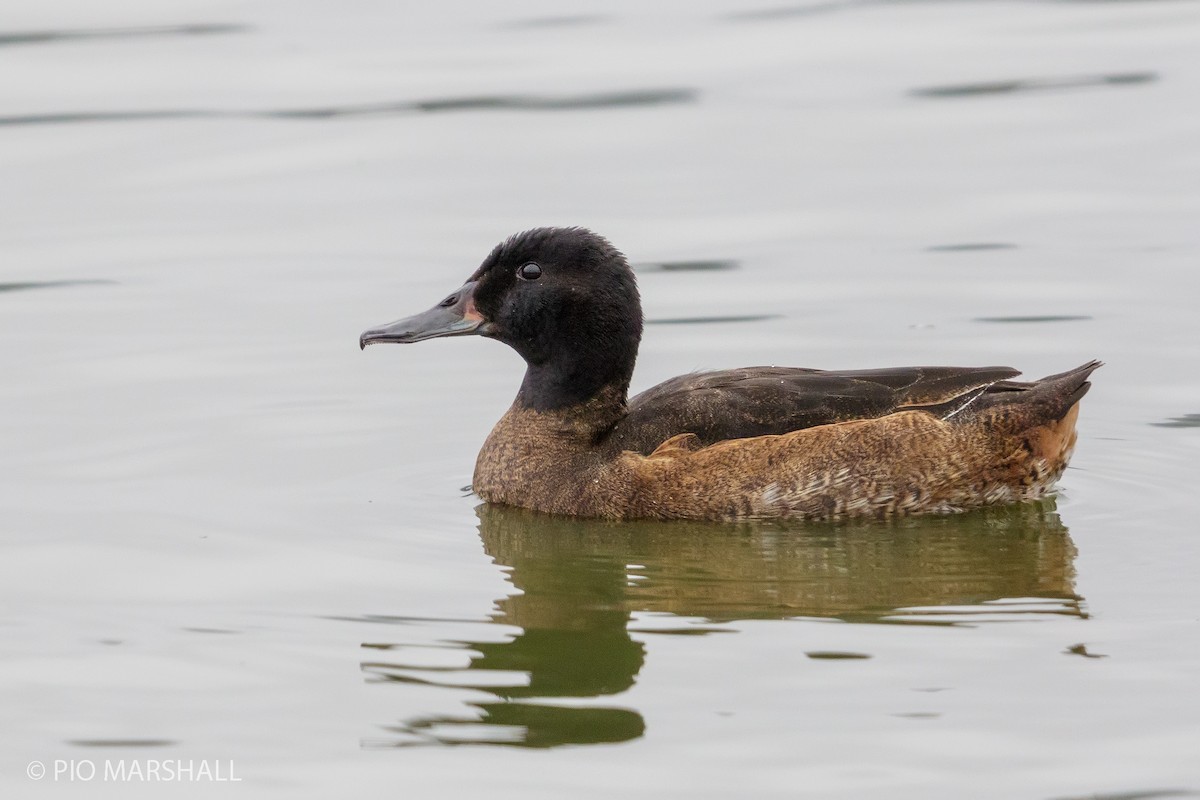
[367,499,1080,748]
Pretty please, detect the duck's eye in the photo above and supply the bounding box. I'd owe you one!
[517,262,542,281]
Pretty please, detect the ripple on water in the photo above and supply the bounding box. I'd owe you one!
[634,259,740,273]
[805,651,871,660]
[646,314,781,325]
[0,23,246,46]
[1065,643,1108,659]
[68,740,178,748]
[1049,790,1200,800]
[1151,414,1200,429]
[724,3,864,23]
[0,89,698,127]
[927,243,1017,253]
[499,15,609,29]
[974,315,1092,324]
[911,72,1157,98]
[0,279,116,293]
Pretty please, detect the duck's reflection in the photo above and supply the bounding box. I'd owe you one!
[365,500,1081,747]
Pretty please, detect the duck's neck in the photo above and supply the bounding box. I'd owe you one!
[513,381,628,450]
[516,362,628,412]
[513,336,635,425]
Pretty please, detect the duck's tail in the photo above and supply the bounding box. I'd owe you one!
[1027,359,1102,419]
[972,359,1100,420]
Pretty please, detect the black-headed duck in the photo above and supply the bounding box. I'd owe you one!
[361,227,1099,521]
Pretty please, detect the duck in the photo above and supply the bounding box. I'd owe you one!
[360,227,1099,521]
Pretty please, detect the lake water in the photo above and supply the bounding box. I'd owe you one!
[3,0,1199,797]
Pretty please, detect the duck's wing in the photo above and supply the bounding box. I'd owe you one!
[609,365,1023,455]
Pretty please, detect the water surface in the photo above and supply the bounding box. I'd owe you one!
[2,0,1199,798]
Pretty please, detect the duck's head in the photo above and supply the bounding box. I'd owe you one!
[360,227,643,411]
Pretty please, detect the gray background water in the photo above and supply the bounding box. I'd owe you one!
[2,0,1199,797]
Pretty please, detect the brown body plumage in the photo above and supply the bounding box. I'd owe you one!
[473,362,1097,521]
[362,228,1099,522]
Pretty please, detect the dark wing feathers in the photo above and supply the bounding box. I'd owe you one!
[608,365,1024,455]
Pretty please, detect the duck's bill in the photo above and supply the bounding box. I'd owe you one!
[359,280,487,349]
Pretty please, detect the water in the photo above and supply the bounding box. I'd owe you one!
[2,0,1199,797]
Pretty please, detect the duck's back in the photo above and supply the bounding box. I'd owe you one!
[608,364,1029,455]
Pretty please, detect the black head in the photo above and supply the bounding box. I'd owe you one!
[361,227,643,411]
